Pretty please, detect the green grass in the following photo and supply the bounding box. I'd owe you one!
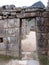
[39,55,49,65]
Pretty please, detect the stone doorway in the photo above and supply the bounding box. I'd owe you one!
[19,18,38,60]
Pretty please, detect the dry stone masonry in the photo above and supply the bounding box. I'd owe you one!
[0,1,49,60]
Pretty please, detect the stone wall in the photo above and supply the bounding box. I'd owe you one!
[36,11,49,57]
[0,18,20,57]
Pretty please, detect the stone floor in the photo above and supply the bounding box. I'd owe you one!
[21,31,37,52]
[21,31,38,60]
[0,60,40,65]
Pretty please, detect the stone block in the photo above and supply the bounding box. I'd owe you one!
[36,25,46,32]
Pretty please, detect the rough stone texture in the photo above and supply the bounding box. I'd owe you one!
[36,12,49,57]
[0,18,20,57]
[0,7,48,60]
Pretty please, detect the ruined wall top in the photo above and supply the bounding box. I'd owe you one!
[0,7,45,19]
[0,4,46,20]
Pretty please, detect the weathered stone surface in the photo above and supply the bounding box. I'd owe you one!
[0,7,48,59]
[43,12,49,17]
[36,26,46,32]
[36,33,48,48]
[44,18,49,26]
[0,18,20,57]
[36,17,44,26]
